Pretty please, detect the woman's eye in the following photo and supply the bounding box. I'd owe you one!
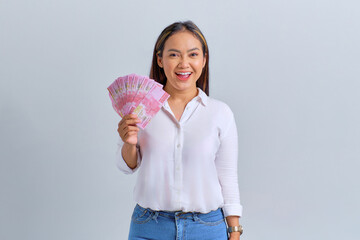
[169,53,178,57]
[190,52,199,57]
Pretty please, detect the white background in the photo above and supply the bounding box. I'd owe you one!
[1,0,359,239]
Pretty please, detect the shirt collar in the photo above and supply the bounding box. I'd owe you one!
[163,87,208,111]
[196,87,208,106]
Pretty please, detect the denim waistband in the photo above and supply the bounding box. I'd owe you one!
[135,204,223,220]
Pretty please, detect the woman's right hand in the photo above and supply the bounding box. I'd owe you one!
[117,114,141,146]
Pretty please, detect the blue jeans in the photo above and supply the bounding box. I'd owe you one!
[128,204,228,240]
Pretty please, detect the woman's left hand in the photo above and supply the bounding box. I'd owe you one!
[226,216,241,240]
[229,232,241,240]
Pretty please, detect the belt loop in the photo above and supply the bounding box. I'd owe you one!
[192,212,199,222]
[152,211,159,223]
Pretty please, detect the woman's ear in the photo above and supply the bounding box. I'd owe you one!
[157,53,163,68]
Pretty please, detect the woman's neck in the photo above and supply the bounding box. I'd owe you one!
[164,86,199,105]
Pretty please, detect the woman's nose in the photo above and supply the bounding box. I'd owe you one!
[178,57,190,68]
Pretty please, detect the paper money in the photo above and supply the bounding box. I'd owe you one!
[107,73,170,129]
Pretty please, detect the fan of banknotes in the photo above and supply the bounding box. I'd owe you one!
[107,73,170,129]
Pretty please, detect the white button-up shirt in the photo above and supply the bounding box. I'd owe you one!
[116,88,243,217]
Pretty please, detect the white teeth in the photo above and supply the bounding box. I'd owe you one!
[177,72,191,75]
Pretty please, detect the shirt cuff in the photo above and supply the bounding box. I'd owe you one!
[116,138,142,174]
[222,203,243,218]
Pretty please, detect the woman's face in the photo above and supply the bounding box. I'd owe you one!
[157,30,206,94]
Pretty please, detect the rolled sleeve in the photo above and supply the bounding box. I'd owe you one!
[116,137,142,174]
[215,106,243,218]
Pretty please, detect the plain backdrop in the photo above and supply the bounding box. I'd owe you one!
[1,0,359,239]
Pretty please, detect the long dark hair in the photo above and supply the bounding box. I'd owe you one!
[150,21,210,96]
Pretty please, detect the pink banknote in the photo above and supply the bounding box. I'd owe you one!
[107,73,170,129]
[129,83,170,129]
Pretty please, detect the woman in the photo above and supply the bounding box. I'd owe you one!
[116,21,243,240]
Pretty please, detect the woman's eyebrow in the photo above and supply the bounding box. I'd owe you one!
[187,47,200,52]
[167,48,200,53]
[167,49,181,53]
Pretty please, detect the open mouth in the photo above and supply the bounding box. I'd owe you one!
[175,72,192,81]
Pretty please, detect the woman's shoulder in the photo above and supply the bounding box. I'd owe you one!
[206,96,235,117]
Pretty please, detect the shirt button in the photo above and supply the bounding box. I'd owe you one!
[177,144,181,148]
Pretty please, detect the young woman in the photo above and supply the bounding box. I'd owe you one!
[116,21,243,240]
